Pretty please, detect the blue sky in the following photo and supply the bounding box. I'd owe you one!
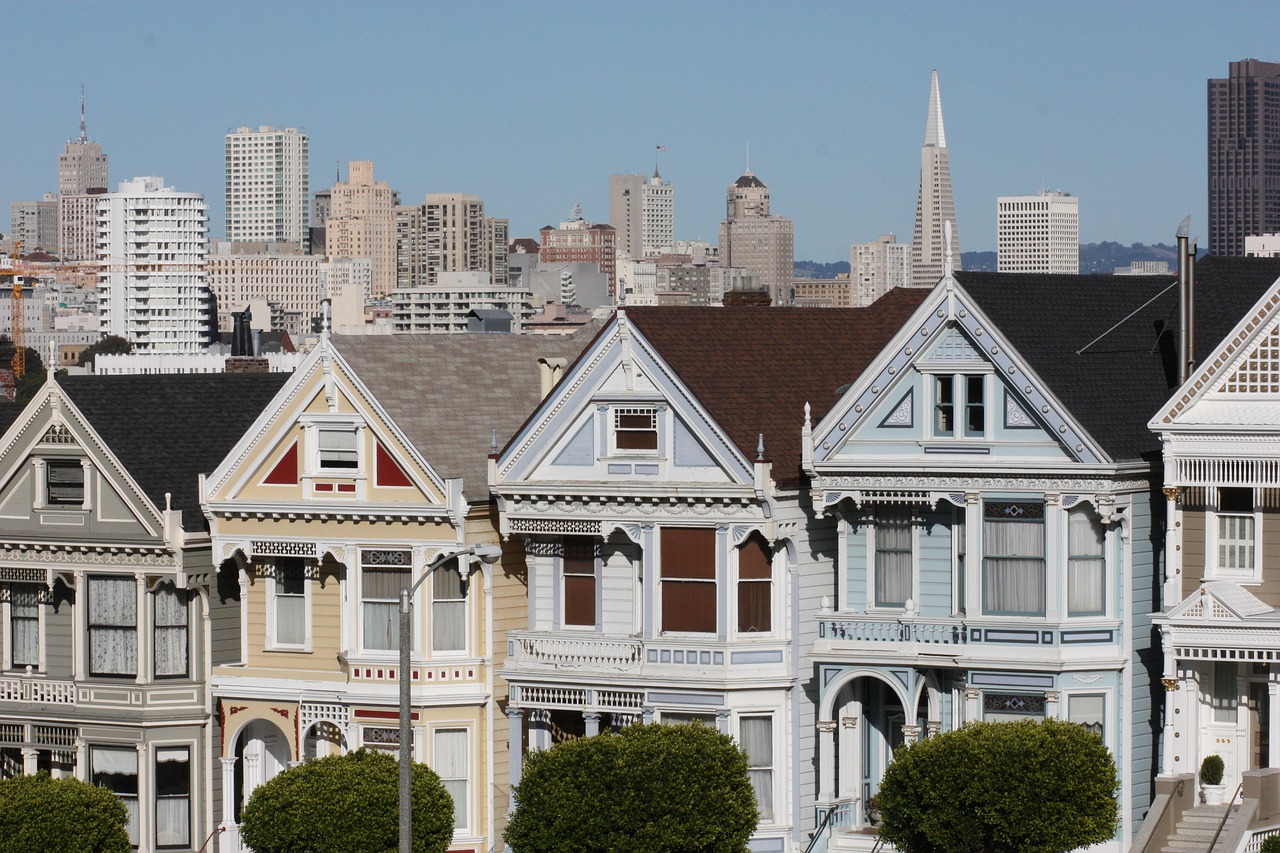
[4,1,1278,259]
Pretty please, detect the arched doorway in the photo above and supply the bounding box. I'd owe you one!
[302,722,347,761]
[232,718,292,821]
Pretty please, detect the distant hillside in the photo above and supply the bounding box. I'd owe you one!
[797,243,1183,278]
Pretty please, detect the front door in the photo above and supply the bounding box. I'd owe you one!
[1199,661,1244,791]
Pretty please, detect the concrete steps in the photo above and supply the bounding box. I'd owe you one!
[1163,804,1237,853]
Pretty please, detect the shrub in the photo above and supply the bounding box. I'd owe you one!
[1259,835,1280,853]
[1200,754,1225,786]
[876,718,1118,853]
[0,772,130,853]
[505,723,759,853]
[239,749,454,853]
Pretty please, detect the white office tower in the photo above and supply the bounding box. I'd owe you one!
[911,70,961,288]
[997,191,1079,273]
[609,170,674,260]
[98,177,211,351]
[224,125,310,249]
[851,234,912,307]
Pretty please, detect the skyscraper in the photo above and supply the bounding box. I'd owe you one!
[997,191,1079,274]
[1208,59,1280,256]
[325,161,398,297]
[57,90,108,197]
[850,235,912,307]
[224,125,310,249]
[911,70,961,288]
[58,89,109,261]
[98,177,212,351]
[609,170,674,260]
[395,193,509,288]
[719,169,794,306]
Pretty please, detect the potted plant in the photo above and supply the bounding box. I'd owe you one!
[1201,754,1227,805]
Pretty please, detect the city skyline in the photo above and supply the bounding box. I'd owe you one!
[4,1,1279,260]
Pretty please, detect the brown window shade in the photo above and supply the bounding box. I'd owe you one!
[738,535,772,633]
[563,536,596,627]
[615,409,658,450]
[661,528,716,633]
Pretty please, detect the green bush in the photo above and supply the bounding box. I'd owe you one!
[1201,754,1225,786]
[239,749,454,853]
[1260,835,1280,853]
[0,772,130,853]
[876,718,1118,853]
[505,723,759,853]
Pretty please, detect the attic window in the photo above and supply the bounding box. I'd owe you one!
[46,460,85,507]
[318,429,359,470]
[613,408,658,452]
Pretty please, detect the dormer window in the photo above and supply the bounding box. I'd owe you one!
[934,375,986,438]
[318,428,359,471]
[613,407,658,453]
[46,459,85,506]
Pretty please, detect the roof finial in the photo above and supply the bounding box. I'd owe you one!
[491,429,498,453]
[321,298,331,339]
[944,220,954,277]
[79,84,87,143]
[756,433,765,461]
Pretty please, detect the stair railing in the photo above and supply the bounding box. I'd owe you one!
[1207,782,1246,853]
[801,805,839,853]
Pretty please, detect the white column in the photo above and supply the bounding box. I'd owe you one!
[901,724,921,746]
[135,743,149,853]
[73,571,86,680]
[1161,636,1179,774]
[583,711,601,738]
[817,721,837,802]
[135,574,148,684]
[1270,669,1280,769]
[716,710,731,736]
[1162,488,1182,607]
[964,687,981,723]
[838,714,859,800]
[75,737,88,782]
[506,708,524,805]
[21,747,38,775]
[80,458,93,511]
[243,747,262,797]
[219,756,237,828]
[964,494,980,615]
[1044,690,1060,720]
[1044,494,1062,620]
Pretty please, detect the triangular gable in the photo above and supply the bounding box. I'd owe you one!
[0,388,161,540]
[498,313,754,487]
[1152,275,1280,428]
[810,278,1108,466]
[204,340,451,508]
[1167,581,1275,621]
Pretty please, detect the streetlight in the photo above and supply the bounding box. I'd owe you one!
[398,543,502,853]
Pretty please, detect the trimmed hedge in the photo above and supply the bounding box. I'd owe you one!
[0,772,130,853]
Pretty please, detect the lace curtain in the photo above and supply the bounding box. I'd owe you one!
[89,577,137,676]
[154,586,189,677]
[9,584,40,667]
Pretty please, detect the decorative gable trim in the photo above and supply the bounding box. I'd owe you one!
[1166,581,1274,622]
[810,280,1107,466]
[878,389,914,429]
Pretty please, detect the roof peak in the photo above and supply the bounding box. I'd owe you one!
[924,69,947,148]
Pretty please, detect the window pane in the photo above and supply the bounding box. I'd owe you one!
[1067,508,1105,615]
[156,747,191,848]
[875,509,912,608]
[433,565,466,652]
[737,536,771,633]
[1213,662,1238,724]
[89,577,137,676]
[661,528,715,580]
[564,576,596,627]
[435,729,468,830]
[741,717,774,821]
[10,584,39,668]
[154,586,189,678]
[92,747,139,846]
[1068,694,1105,740]
[983,505,1045,615]
[318,428,358,468]
[46,459,85,505]
[935,376,954,435]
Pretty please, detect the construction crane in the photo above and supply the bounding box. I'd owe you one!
[0,241,25,377]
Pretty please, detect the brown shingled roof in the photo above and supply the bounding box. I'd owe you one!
[623,287,929,488]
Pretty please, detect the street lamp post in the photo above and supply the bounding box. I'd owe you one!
[398,543,502,853]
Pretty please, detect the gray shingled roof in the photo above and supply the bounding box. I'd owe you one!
[334,326,602,502]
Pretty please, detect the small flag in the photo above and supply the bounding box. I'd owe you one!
[656,145,667,151]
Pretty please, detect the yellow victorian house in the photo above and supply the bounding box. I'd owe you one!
[200,326,596,853]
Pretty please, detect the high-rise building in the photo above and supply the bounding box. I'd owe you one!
[224,125,310,249]
[911,70,961,288]
[59,189,107,261]
[10,195,60,252]
[395,193,508,288]
[56,91,109,261]
[850,234,912,307]
[325,161,398,296]
[57,91,108,197]
[609,170,674,260]
[718,169,794,306]
[98,177,212,351]
[996,191,1079,274]
[1208,59,1280,256]
[539,206,618,299]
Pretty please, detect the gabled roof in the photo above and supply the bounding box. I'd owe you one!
[622,287,930,488]
[55,373,288,529]
[956,257,1280,462]
[334,325,602,502]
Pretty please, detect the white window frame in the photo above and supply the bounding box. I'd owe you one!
[359,549,411,656]
[737,713,776,824]
[733,534,774,638]
[429,560,469,657]
[91,745,140,847]
[608,405,660,457]
[301,416,366,477]
[924,368,993,441]
[2,583,44,671]
[265,558,312,651]
[431,725,471,834]
[868,507,917,611]
[1208,486,1262,583]
[153,741,194,850]
[1066,504,1107,618]
[560,536,599,631]
[1064,691,1110,751]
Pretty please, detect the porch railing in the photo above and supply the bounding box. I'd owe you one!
[513,634,643,668]
[819,616,965,645]
[0,676,77,705]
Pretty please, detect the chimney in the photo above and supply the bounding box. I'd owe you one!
[1176,217,1196,383]
[538,357,567,399]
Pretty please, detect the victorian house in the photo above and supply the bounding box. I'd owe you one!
[199,327,595,853]
[799,262,1277,852]
[490,295,925,853]
[0,373,285,852]
[1148,259,1280,834]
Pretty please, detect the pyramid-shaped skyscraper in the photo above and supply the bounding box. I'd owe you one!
[911,70,960,288]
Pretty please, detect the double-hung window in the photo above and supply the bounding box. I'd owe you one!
[613,407,658,453]
[737,535,771,634]
[362,550,410,652]
[154,585,189,678]
[661,527,716,634]
[273,558,307,647]
[1068,694,1105,741]
[89,576,137,677]
[875,508,913,608]
[432,562,466,653]
[92,746,139,846]
[317,427,359,471]
[1067,506,1105,616]
[982,502,1046,616]
[562,536,597,628]
[934,374,987,438]
[7,584,40,669]
[45,459,85,506]
[1216,487,1258,579]
[155,747,191,849]
[740,716,774,822]
[434,728,469,831]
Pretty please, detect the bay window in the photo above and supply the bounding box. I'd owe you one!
[153,585,189,678]
[740,716,774,822]
[362,550,410,652]
[272,558,307,647]
[92,746,139,846]
[737,535,771,634]
[155,747,191,848]
[1067,506,1105,616]
[7,584,40,669]
[89,576,137,677]
[431,562,466,653]
[661,527,716,634]
[982,502,1045,616]
[875,508,913,608]
[434,728,469,831]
